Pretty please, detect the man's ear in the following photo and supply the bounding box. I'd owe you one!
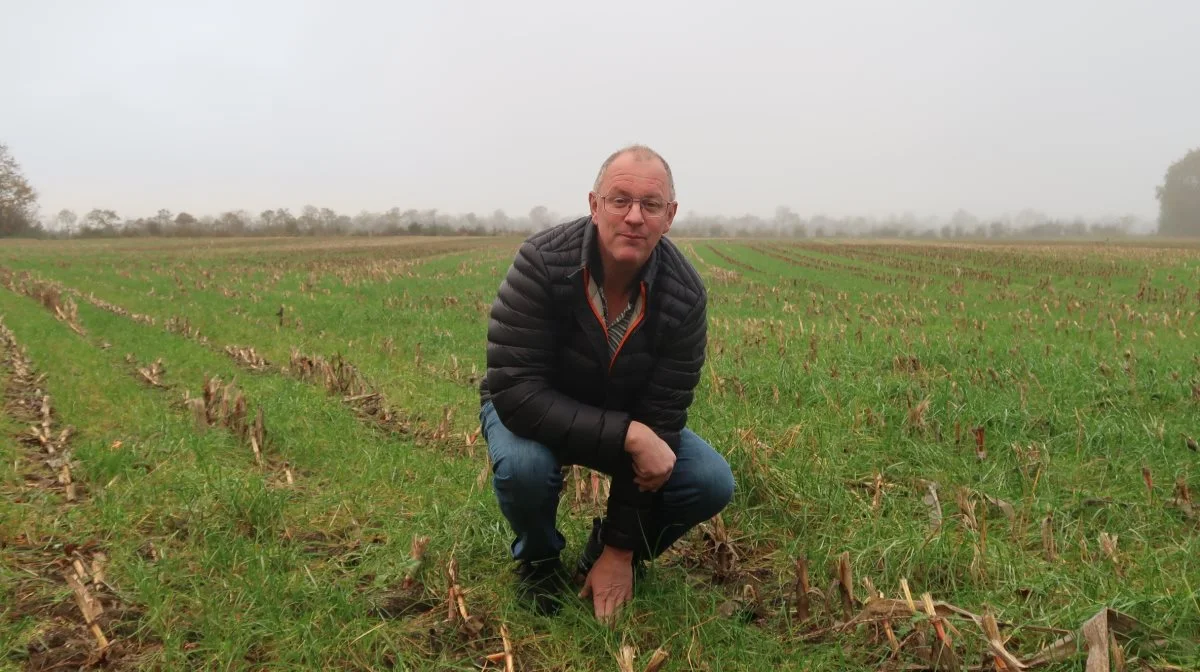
[588,191,600,218]
[663,201,677,235]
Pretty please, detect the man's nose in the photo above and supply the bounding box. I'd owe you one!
[624,203,645,225]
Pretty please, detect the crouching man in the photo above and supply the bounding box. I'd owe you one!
[478,144,734,624]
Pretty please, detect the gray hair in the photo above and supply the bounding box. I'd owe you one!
[592,144,676,201]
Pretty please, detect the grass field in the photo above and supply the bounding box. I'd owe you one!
[1,235,1198,671]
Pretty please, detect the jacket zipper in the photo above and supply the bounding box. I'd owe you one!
[582,268,648,373]
[583,268,609,338]
[609,282,646,372]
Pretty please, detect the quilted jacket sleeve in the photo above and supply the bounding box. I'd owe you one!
[485,241,633,465]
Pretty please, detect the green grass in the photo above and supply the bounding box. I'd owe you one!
[1,235,1198,671]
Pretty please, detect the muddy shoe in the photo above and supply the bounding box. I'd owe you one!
[515,557,569,617]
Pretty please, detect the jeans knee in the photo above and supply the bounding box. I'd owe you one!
[492,448,560,501]
[701,457,735,517]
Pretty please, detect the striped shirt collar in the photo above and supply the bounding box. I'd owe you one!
[585,270,644,357]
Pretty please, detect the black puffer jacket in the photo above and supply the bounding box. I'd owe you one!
[481,215,708,551]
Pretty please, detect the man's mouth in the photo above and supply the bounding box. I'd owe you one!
[618,233,644,240]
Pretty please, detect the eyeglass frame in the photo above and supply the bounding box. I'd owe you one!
[595,192,676,219]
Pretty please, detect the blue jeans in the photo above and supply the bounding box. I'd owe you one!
[480,400,735,563]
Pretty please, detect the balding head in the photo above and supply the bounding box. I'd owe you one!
[593,145,676,201]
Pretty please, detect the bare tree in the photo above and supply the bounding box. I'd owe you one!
[299,205,321,234]
[82,209,120,235]
[319,207,339,232]
[56,209,78,235]
[1157,147,1200,236]
[529,205,552,229]
[0,143,41,236]
[217,211,247,235]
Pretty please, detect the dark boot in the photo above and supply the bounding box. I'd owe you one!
[574,517,646,584]
[514,557,569,616]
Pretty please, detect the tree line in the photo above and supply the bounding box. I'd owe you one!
[21,205,1149,240]
[4,142,1198,239]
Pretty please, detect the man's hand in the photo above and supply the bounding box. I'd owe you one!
[625,421,675,492]
[578,546,634,626]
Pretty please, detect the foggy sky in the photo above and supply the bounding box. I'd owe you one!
[3,0,1198,223]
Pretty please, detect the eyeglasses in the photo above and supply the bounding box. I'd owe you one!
[599,194,673,219]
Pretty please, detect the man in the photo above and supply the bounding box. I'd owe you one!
[478,145,734,624]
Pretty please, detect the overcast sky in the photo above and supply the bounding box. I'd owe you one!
[3,0,1198,223]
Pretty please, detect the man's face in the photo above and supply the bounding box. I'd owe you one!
[588,152,677,272]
